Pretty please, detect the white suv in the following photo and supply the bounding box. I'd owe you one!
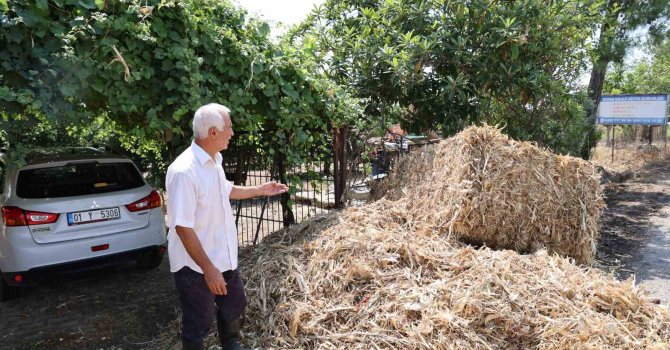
[0,147,167,301]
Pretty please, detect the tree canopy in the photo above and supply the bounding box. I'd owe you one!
[605,39,670,95]
[2,0,667,168]
[288,0,602,155]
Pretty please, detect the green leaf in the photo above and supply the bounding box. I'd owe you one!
[153,18,165,34]
[78,0,98,9]
[0,0,9,12]
[510,45,519,60]
[258,22,270,37]
[36,0,48,11]
[16,89,35,104]
[295,129,306,143]
[92,79,105,92]
[0,86,15,102]
[165,78,177,90]
[95,0,105,10]
[281,84,299,99]
[252,61,264,74]
[59,84,75,97]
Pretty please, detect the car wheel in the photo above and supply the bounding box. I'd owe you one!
[136,250,163,269]
[0,275,21,302]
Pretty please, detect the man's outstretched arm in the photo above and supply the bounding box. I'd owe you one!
[230,181,288,200]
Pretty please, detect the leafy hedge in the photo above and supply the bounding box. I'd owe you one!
[1,0,361,183]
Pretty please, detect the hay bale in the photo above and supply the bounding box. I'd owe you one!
[382,125,605,264]
[240,200,670,349]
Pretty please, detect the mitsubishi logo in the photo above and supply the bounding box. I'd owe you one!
[91,201,100,209]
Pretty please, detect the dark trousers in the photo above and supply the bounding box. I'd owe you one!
[173,266,247,343]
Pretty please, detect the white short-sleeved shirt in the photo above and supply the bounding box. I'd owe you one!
[165,141,238,274]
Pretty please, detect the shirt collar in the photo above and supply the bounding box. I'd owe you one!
[191,141,222,166]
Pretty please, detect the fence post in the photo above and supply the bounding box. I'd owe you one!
[333,127,349,208]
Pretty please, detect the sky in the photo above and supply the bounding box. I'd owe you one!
[235,0,325,34]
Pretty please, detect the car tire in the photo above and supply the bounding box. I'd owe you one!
[136,250,163,269]
[0,274,21,302]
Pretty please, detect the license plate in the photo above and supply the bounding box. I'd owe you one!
[67,207,121,225]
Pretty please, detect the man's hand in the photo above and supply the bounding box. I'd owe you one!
[175,226,227,295]
[259,181,289,196]
[231,181,289,200]
[203,266,228,295]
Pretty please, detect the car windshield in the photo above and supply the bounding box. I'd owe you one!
[16,162,145,198]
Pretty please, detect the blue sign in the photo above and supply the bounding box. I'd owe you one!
[598,94,669,125]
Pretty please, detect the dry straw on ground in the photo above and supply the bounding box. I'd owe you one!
[591,142,669,174]
[239,126,669,349]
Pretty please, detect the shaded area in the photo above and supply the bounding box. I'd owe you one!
[0,260,178,350]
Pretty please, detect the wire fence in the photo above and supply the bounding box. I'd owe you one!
[223,131,338,246]
[223,128,438,247]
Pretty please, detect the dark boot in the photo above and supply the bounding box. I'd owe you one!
[181,338,203,350]
[218,317,248,350]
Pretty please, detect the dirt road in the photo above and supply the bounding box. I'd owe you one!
[597,160,670,303]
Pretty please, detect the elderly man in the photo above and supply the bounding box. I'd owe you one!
[166,103,287,350]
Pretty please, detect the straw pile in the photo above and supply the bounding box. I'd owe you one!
[237,126,668,349]
[380,125,605,264]
[241,200,670,349]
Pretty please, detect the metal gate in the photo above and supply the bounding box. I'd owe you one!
[223,129,346,246]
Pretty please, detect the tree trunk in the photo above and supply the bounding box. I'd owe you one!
[588,59,608,107]
[580,5,620,160]
[579,57,610,159]
[275,152,295,227]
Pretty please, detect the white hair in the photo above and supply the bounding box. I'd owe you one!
[192,103,230,139]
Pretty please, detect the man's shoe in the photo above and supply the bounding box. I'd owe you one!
[181,338,204,350]
[218,317,248,350]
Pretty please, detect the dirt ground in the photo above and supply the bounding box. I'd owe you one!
[1,145,669,349]
[0,259,180,350]
[596,158,670,303]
